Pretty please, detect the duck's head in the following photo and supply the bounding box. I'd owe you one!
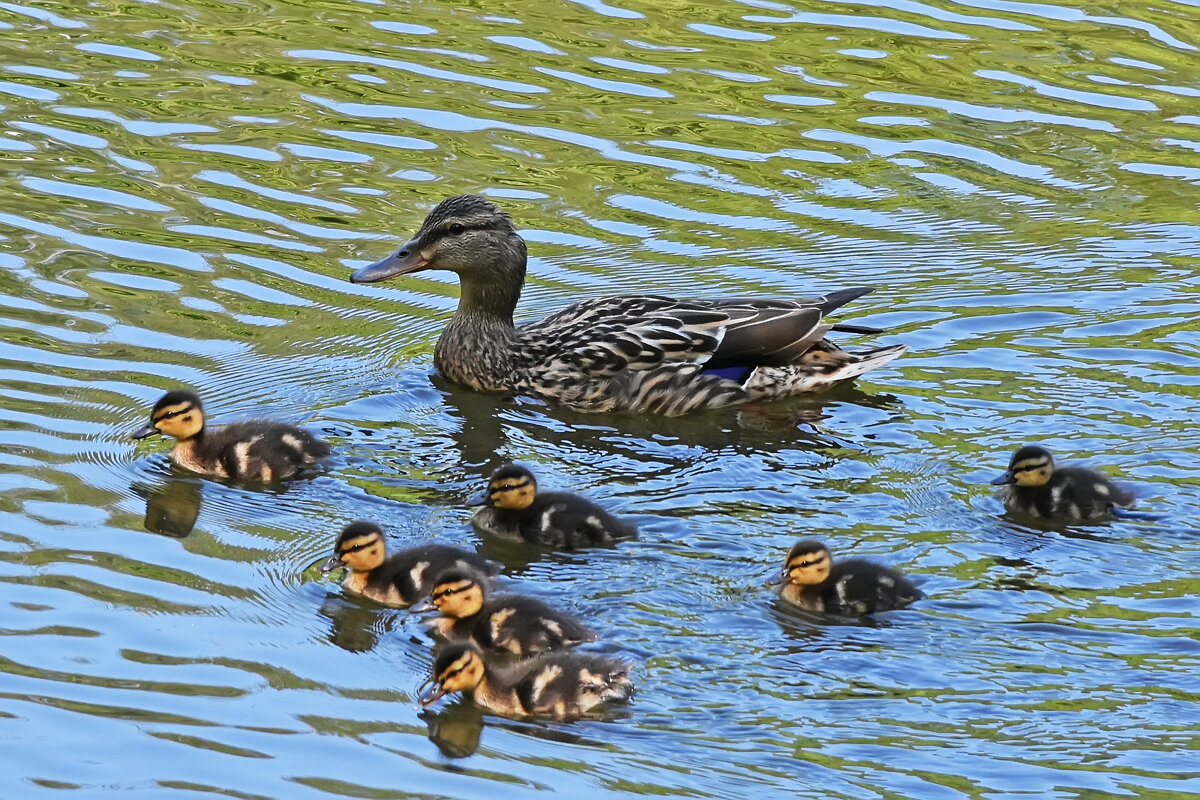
[350,194,527,290]
[413,566,487,618]
[321,521,387,574]
[471,464,539,511]
[133,390,205,441]
[417,643,486,707]
[765,539,832,588]
[992,445,1055,488]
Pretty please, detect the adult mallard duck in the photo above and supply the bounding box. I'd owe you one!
[991,445,1137,521]
[132,390,330,482]
[417,642,633,720]
[765,539,922,615]
[350,194,906,415]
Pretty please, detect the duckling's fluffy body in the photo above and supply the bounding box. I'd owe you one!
[770,540,922,615]
[133,390,330,482]
[471,464,636,548]
[422,567,594,656]
[350,194,905,415]
[321,522,497,607]
[992,445,1136,521]
[419,643,633,720]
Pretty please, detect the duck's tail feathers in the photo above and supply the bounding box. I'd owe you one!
[744,343,907,399]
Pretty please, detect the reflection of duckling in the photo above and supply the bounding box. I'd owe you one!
[320,521,498,607]
[417,643,633,720]
[766,540,922,615]
[414,567,595,656]
[132,390,330,482]
[991,445,1136,520]
[471,464,636,548]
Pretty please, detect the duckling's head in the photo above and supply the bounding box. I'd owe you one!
[992,445,1055,488]
[481,464,539,511]
[417,643,486,707]
[350,195,527,291]
[133,390,205,441]
[766,540,833,588]
[427,567,487,619]
[321,521,387,574]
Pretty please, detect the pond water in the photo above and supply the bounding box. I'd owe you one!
[1,0,1199,797]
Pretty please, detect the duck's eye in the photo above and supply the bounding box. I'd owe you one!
[448,223,465,236]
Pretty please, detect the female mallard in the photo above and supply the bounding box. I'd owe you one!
[320,521,499,607]
[412,566,595,656]
[470,464,636,548]
[991,445,1136,521]
[350,194,906,415]
[765,539,922,615]
[417,643,633,720]
[132,389,330,482]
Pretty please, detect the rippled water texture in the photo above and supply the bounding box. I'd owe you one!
[2,0,1199,797]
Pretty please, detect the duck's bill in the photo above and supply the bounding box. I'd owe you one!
[763,569,787,587]
[408,598,437,615]
[350,239,428,283]
[319,555,345,573]
[990,470,1016,486]
[416,678,448,708]
[132,423,159,440]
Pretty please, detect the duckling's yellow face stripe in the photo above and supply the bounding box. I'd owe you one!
[338,533,385,572]
[431,578,483,618]
[437,650,485,693]
[152,401,203,440]
[785,550,831,586]
[1011,457,1052,488]
[488,477,536,510]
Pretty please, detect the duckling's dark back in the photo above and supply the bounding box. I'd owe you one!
[508,651,633,717]
[367,544,499,605]
[517,491,637,548]
[821,558,922,615]
[1017,467,1136,519]
[203,420,331,481]
[469,594,595,655]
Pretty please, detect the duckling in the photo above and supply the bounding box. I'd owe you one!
[417,643,633,720]
[991,444,1136,521]
[132,389,330,482]
[412,566,595,656]
[766,539,922,615]
[320,521,499,607]
[471,464,636,548]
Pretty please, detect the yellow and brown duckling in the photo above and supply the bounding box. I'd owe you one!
[417,642,633,720]
[471,464,636,549]
[991,444,1136,521]
[766,539,922,615]
[412,566,595,656]
[320,521,499,607]
[132,390,330,482]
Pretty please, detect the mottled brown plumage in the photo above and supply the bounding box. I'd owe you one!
[351,194,906,415]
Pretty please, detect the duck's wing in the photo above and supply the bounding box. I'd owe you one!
[523,289,875,376]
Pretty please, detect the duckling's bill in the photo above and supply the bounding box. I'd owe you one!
[350,239,429,283]
[319,554,345,573]
[416,676,447,708]
[990,470,1016,485]
[132,422,159,439]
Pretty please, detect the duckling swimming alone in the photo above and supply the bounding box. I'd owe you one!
[132,389,330,482]
[991,444,1136,521]
[766,539,922,615]
[321,521,499,607]
[471,464,637,548]
[417,642,633,720]
[413,566,595,656]
[350,194,906,415]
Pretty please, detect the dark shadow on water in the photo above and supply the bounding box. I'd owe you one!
[135,477,204,538]
[317,594,404,654]
[421,702,485,758]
